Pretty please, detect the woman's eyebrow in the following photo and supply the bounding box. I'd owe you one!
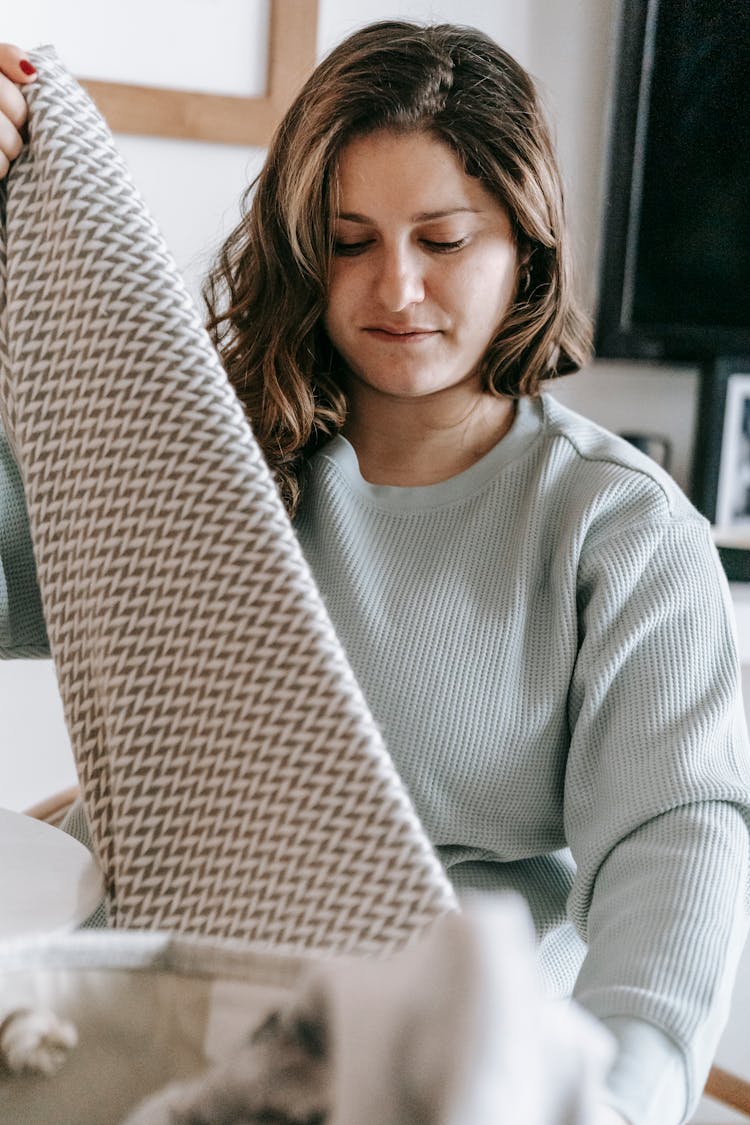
[413,207,481,221]
[336,207,481,223]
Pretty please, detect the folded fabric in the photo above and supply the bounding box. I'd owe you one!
[0,46,455,951]
[122,894,615,1125]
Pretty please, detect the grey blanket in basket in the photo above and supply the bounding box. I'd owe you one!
[0,47,455,951]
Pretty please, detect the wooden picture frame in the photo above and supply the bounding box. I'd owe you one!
[691,356,750,580]
[77,0,318,146]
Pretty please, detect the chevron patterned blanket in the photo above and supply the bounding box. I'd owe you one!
[0,47,455,951]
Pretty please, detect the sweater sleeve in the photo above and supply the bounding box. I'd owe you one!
[0,422,50,657]
[565,510,750,1120]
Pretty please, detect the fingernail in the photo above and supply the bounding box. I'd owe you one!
[20,60,37,77]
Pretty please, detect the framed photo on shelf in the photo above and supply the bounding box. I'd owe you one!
[692,357,750,580]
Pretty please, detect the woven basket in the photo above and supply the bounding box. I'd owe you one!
[0,930,309,1124]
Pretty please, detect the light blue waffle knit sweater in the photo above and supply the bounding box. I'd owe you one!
[293,393,750,1124]
[2,394,750,1123]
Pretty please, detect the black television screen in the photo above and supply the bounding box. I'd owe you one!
[595,0,750,360]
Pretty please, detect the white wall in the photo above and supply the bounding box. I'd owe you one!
[0,4,744,1117]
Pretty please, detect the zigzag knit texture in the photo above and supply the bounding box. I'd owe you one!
[0,47,456,951]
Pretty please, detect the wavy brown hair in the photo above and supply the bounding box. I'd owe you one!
[204,20,591,515]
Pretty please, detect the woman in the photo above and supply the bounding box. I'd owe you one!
[1,22,749,1125]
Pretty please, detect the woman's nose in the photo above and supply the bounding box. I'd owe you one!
[375,245,425,310]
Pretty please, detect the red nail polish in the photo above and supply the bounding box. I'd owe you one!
[20,60,37,77]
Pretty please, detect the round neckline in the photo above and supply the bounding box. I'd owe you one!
[317,395,544,512]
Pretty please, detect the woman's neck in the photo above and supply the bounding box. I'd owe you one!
[342,391,517,486]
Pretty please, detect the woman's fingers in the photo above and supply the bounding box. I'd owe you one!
[0,102,24,159]
[0,69,30,130]
[0,45,34,180]
[0,43,37,87]
[0,76,27,179]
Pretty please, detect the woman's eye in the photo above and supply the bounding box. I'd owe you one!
[422,237,468,253]
[333,240,373,256]
[332,236,468,256]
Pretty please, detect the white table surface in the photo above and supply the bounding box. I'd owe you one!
[0,807,105,938]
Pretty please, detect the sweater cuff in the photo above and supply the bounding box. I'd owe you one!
[597,1016,687,1125]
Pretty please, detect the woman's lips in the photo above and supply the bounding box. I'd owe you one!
[364,326,440,342]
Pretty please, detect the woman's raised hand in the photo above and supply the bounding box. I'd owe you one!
[0,44,36,180]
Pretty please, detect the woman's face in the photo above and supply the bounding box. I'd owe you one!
[324,129,518,405]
